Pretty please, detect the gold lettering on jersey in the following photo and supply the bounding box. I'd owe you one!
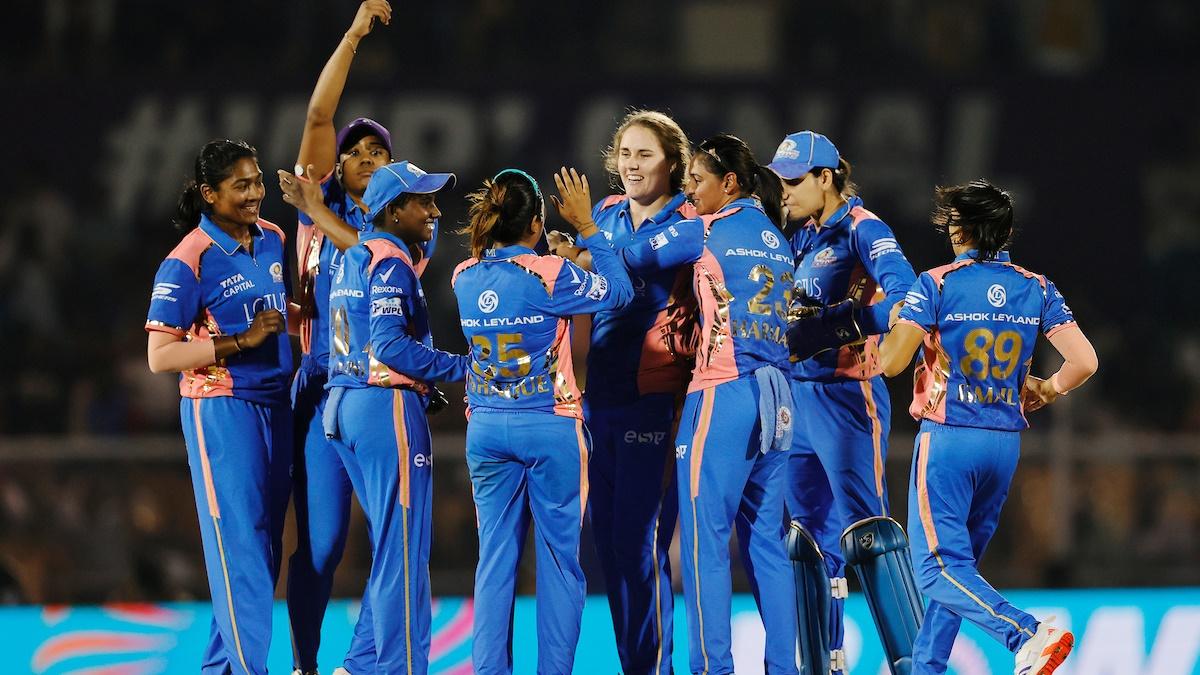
[956,383,1019,406]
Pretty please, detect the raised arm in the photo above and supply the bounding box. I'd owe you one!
[546,167,633,313]
[295,0,391,179]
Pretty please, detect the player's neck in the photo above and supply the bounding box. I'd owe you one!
[211,214,253,251]
[629,193,672,231]
[818,196,847,227]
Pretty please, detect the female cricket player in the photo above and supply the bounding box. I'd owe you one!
[768,130,919,674]
[547,109,695,674]
[452,167,633,674]
[146,139,294,675]
[880,179,1097,675]
[322,160,468,675]
[617,133,799,673]
[275,3,403,672]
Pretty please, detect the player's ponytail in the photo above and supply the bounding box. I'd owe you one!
[460,170,544,259]
[696,134,785,230]
[932,180,1016,262]
[173,139,258,230]
[752,164,785,231]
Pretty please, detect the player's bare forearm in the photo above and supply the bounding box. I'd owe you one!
[306,199,360,251]
[147,330,217,373]
[879,322,925,377]
[1045,324,1099,394]
[296,0,392,178]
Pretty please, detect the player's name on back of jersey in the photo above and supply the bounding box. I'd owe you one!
[731,318,787,344]
[956,383,1020,406]
[943,311,1040,325]
[461,315,546,327]
[467,372,552,399]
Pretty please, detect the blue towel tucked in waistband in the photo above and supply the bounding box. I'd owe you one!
[323,386,346,440]
[755,365,795,455]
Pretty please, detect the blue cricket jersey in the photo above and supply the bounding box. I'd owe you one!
[789,196,916,381]
[452,232,634,419]
[145,215,292,404]
[326,231,467,392]
[580,192,698,403]
[896,250,1077,431]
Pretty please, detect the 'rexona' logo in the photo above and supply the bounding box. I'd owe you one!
[761,230,781,249]
[478,289,499,313]
[987,284,1007,308]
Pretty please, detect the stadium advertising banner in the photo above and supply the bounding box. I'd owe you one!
[8,589,1199,674]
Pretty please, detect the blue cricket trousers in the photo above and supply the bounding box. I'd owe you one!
[287,356,374,672]
[586,393,678,675]
[908,420,1038,674]
[181,396,292,675]
[676,378,798,675]
[331,386,434,675]
[466,411,590,675]
[786,376,891,658]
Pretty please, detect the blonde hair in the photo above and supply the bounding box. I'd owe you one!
[602,110,690,194]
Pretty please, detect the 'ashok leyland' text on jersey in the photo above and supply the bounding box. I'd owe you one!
[896,250,1076,431]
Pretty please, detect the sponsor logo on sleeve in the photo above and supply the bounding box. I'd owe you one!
[987,284,1007,308]
[585,273,609,301]
[371,296,405,317]
[478,289,499,313]
[868,237,901,260]
[650,232,670,250]
[379,265,396,283]
[904,290,928,313]
[151,282,179,302]
[761,230,781,249]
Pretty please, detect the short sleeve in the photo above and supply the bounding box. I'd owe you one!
[1041,278,1076,337]
[146,258,202,336]
[895,271,940,333]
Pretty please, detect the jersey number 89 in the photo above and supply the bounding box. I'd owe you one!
[960,328,1023,380]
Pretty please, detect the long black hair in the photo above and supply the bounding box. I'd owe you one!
[694,133,784,231]
[932,179,1016,261]
[174,139,258,230]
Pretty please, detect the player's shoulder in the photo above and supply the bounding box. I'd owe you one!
[257,218,286,244]
[924,259,976,288]
[165,227,216,277]
[451,256,482,287]
[998,260,1049,291]
[594,194,629,216]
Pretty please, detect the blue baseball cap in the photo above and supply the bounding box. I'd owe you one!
[767,131,840,180]
[337,117,392,156]
[363,161,456,222]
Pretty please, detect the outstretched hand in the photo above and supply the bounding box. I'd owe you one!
[549,167,598,238]
[278,165,324,216]
[347,0,392,41]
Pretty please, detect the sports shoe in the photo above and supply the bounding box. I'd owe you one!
[1014,617,1074,675]
[333,668,352,675]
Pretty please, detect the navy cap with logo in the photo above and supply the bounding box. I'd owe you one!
[767,131,840,180]
[336,117,393,156]
[363,161,456,222]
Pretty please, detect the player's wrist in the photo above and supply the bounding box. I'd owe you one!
[342,33,361,53]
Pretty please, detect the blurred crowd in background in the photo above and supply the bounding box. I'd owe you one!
[0,0,1197,603]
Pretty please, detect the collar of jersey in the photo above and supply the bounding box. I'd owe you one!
[721,196,762,214]
[484,243,536,259]
[805,195,863,231]
[955,249,1011,263]
[360,231,414,264]
[200,214,264,256]
[620,191,689,226]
